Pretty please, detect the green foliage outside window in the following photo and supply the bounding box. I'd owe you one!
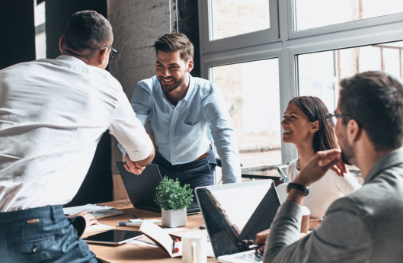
[155,177,194,210]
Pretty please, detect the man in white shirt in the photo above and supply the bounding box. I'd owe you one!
[0,11,154,262]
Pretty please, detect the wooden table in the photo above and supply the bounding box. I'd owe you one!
[84,200,218,263]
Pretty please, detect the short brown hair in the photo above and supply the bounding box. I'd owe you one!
[154,33,194,61]
[339,71,403,151]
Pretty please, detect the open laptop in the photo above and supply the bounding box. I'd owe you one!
[195,180,280,263]
[116,162,200,214]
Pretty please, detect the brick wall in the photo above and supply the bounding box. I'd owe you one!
[107,0,175,185]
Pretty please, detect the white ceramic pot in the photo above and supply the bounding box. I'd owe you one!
[161,208,187,228]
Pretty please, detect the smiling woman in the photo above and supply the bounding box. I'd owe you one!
[281,96,361,220]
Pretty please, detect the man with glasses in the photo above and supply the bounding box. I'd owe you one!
[0,11,154,262]
[255,71,403,262]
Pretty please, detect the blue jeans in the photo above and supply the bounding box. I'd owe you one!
[152,147,216,202]
[0,205,98,263]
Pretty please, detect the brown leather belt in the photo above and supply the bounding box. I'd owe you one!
[157,147,210,164]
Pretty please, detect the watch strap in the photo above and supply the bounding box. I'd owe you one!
[287,183,309,196]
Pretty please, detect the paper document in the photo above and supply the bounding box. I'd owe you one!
[139,220,182,257]
[63,204,115,215]
[85,224,114,233]
[127,218,162,226]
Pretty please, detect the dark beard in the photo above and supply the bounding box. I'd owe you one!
[159,75,186,93]
[341,150,352,165]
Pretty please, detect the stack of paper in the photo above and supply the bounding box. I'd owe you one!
[63,204,115,215]
[63,204,123,220]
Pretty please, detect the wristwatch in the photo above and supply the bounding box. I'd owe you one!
[287,183,309,196]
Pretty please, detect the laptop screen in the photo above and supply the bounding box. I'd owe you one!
[195,180,280,258]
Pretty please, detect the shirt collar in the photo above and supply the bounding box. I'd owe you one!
[182,73,194,102]
[364,147,403,184]
[154,73,194,104]
[56,55,87,65]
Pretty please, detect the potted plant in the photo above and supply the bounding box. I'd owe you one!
[155,177,194,227]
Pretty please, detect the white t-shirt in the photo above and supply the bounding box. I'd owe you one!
[287,159,361,219]
[0,56,153,212]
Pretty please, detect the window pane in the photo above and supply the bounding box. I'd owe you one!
[212,59,281,182]
[35,33,46,59]
[295,0,403,31]
[298,41,403,113]
[34,2,45,27]
[211,0,270,40]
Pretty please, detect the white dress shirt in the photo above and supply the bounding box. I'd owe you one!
[0,56,153,212]
[287,159,361,218]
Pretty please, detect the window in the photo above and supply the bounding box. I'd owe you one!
[298,41,403,113]
[295,0,403,31]
[198,0,403,183]
[212,59,281,169]
[34,1,46,59]
[211,0,270,40]
[199,0,278,53]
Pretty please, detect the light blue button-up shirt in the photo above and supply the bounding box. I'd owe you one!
[127,74,241,184]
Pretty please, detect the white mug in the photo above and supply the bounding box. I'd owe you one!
[182,233,207,263]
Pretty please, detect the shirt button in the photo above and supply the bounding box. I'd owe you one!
[172,108,174,110]
[172,124,174,126]
[172,150,174,152]
[170,139,172,141]
[32,246,39,253]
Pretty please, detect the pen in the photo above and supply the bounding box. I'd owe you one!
[133,214,138,219]
[119,222,141,227]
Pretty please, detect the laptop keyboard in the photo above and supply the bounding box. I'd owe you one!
[234,251,264,262]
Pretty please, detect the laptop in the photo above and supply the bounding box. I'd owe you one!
[195,180,280,263]
[116,162,200,214]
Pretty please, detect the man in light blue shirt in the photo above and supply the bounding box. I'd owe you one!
[123,33,241,194]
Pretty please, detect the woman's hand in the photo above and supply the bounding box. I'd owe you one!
[67,210,100,228]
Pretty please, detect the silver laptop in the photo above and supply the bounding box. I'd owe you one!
[195,180,280,263]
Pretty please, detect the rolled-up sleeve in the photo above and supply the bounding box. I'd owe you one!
[109,88,153,162]
[203,87,241,184]
[264,199,371,263]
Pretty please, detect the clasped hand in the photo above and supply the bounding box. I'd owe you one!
[124,153,146,175]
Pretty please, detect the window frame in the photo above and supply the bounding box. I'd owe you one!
[198,0,279,55]
[198,0,403,173]
[288,0,403,40]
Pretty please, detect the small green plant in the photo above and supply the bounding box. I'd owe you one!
[155,177,194,210]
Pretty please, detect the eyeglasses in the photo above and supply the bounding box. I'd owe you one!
[101,46,118,59]
[326,113,349,127]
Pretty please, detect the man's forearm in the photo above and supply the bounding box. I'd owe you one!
[285,188,305,205]
[264,201,303,263]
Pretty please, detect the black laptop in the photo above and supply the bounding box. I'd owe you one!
[195,180,280,262]
[116,162,200,214]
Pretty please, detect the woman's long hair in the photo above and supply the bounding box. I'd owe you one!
[289,96,338,152]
